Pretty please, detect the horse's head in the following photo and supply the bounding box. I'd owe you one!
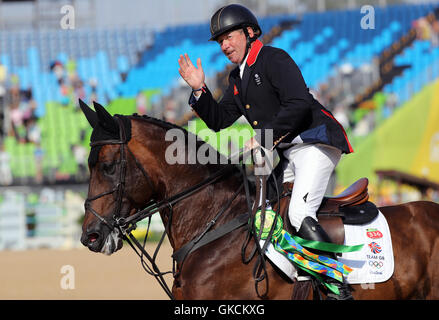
[79,100,156,255]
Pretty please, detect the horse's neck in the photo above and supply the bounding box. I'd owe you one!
[158,161,248,250]
[160,165,244,250]
[134,118,252,250]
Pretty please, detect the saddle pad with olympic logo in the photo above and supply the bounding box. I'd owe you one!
[260,210,394,285]
[337,210,394,284]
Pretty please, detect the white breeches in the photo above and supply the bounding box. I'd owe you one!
[282,144,342,231]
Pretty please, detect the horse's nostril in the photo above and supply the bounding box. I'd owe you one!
[88,232,99,243]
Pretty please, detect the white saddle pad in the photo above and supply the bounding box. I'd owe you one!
[338,210,394,284]
[261,210,394,284]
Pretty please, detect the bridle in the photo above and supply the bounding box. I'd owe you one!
[84,116,155,230]
[84,115,241,299]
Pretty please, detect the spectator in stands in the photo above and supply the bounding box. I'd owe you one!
[136,91,147,115]
[50,61,65,85]
[73,78,86,110]
[71,144,88,182]
[51,59,86,108]
[89,78,98,105]
[66,59,77,80]
[26,116,41,145]
[333,105,350,130]
[178,3,353,300]
[59,78,71,106]
[0,64,6,137]
[20,89,36,123]
[34,142,44,184]
[353,110,375,137]
[0,63,6,99]
[318,83,328,105]
[431,20,439,48]
[414,17,432,41]
[383,92,398,119]
[163,97,177,123]
[66,60,86,106]
[10,103,24,142]
[8,75,21,130]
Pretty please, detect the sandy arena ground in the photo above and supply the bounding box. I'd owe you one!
[0,241,173,300]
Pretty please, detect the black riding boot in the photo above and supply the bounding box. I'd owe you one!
[297,216,354,300]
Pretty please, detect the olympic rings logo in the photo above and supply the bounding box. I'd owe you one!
[368,260,384,268]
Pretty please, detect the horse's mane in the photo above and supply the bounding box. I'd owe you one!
[125,114,254,187]
[128,113,186,133]
[127,113,200,144]
[126,113,222,160]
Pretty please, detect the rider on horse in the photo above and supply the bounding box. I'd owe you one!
[178,4,354,300]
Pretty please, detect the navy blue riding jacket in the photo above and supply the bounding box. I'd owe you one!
[189,39,353,154]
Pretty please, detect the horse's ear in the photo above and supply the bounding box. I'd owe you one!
[93,101,119,134]
[79,99,98,128]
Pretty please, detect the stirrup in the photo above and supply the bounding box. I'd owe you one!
[326,279,354,300]
[298,217,354,300]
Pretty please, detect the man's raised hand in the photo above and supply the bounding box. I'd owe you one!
[178,53,205,91]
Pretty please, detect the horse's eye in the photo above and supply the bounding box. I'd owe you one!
[102,163,116,175]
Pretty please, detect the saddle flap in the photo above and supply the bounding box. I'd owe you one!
[318,216,345,245]
[337,201,379,225]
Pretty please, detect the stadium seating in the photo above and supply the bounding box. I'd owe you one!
[385,40,439,104]
[0,28,152,117]
[1,3,438,184]
[271,4,435,88]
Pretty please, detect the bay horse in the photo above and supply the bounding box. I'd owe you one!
[79,100,439,299]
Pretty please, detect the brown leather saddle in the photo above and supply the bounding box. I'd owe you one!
[273,178,373,246]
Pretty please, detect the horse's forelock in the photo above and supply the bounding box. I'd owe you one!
[88,115,132,167]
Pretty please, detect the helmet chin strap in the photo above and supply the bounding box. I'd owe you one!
[242,27,256,63]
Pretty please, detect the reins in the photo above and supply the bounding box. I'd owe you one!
[115,163,239,300]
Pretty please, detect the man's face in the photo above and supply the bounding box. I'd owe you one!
[217,28,253,65]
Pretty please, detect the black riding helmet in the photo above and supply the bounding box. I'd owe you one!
[209,4,262,42]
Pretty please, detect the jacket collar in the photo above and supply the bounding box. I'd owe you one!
[246,39,263,67]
